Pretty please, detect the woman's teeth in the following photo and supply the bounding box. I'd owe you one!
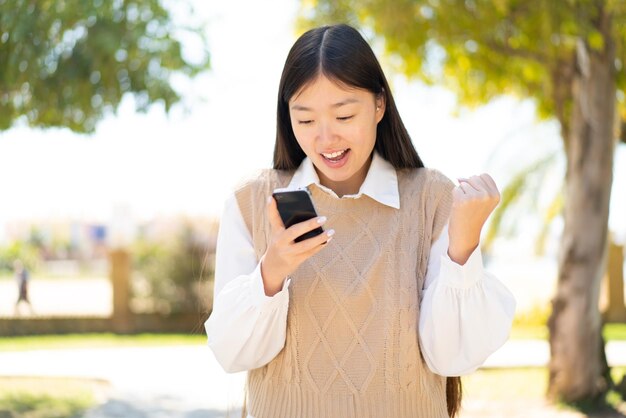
[322,149,347,160]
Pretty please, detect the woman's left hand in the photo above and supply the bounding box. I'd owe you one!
[447,173,500,265]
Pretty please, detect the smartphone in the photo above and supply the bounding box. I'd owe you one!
[272,189,324,242]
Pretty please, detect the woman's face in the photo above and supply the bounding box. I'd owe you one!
[288,75,385,197]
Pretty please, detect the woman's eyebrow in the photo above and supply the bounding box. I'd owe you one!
[290,98,360,111]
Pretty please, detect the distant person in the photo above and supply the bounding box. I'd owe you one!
[14,259,34,316]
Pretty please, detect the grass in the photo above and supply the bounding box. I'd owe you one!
[0,336,623,417]
[0,274,108,281]
[463,367,550,400]
[0,325,623,354]
[604,324,626,341]
[0,332,206,352]
[0,376,108,418]
[511,302,626,341]
[510,323,626,341]
[510,324,549,340]
[0,334,203,416]
[462,367,626,416]
[511,324,626,341]
[610,367,625,389]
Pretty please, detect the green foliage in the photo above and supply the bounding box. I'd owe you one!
[464,367,626,412]
[132,222,214,314]
[0,333,205,351]
[513,302,552,327]
[509,324,549,340]
[0,241,41,275]
[482,150,562,256]
[0,392,94,418]
[0,0,210,133]
[298,0,626,128]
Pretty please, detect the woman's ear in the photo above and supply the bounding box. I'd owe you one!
[375,92,386,123]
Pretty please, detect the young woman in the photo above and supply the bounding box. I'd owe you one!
[205,23,516,418]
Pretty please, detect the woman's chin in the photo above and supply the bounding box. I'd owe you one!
[318,168,352,183]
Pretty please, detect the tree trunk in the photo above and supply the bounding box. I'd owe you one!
[547,8,616,403]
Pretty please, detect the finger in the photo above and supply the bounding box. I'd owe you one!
[457,177,478,192]
[460,174,497,197]
[284,215,328,243]
[266,196,286,234]
[297,233,334,260]
[291,228,335,254]
[452,186,467,202]
[470,174,497,197]
[459,176,488,194]
[479,173,499,195]
[458,182,475,195]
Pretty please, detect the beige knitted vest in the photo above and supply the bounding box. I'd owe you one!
[235,166,455,418]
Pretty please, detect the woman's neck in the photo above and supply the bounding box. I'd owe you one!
[316,154,373,198]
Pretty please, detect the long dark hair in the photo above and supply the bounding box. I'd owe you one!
[244,23,462,418]
[273,23,424,171]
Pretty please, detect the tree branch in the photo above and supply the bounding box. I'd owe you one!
[485,40,548,64]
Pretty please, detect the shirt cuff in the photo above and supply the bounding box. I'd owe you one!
[250,263,290,309]
[439,245,484,289]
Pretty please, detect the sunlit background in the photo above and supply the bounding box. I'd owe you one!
[1,0,625,417]
[1,0,625,244]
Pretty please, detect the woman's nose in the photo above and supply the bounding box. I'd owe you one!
[317,121,335,143]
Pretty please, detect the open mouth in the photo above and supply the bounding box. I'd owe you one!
[321,149,350,162]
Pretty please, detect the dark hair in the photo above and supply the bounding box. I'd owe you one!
[447,375,462,417]
[249,23,462,418]
[273,23,424,171]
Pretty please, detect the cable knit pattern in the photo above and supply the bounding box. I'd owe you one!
[234,166,455,418]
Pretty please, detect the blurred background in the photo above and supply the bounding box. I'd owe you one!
[0,0,625,417]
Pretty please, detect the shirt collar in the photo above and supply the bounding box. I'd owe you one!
[284,151,400,209]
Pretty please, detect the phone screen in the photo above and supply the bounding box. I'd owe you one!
[272,189,324,242]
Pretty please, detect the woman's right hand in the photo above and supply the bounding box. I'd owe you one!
[260,195,334,296]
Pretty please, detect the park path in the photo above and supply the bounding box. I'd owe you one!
[0,345,244,417]
[1,340,626,417]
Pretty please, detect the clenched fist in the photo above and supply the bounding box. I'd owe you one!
[447,173,500,265]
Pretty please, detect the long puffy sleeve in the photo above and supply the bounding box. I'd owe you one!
[418,223,516,376]
[204,194,290,373]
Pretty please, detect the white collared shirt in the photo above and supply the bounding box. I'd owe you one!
[205,152,516,388]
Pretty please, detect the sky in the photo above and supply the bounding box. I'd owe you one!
[0,0,624,246]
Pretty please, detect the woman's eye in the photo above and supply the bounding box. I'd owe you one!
[337,115,354,121]
[298,120,313,125]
